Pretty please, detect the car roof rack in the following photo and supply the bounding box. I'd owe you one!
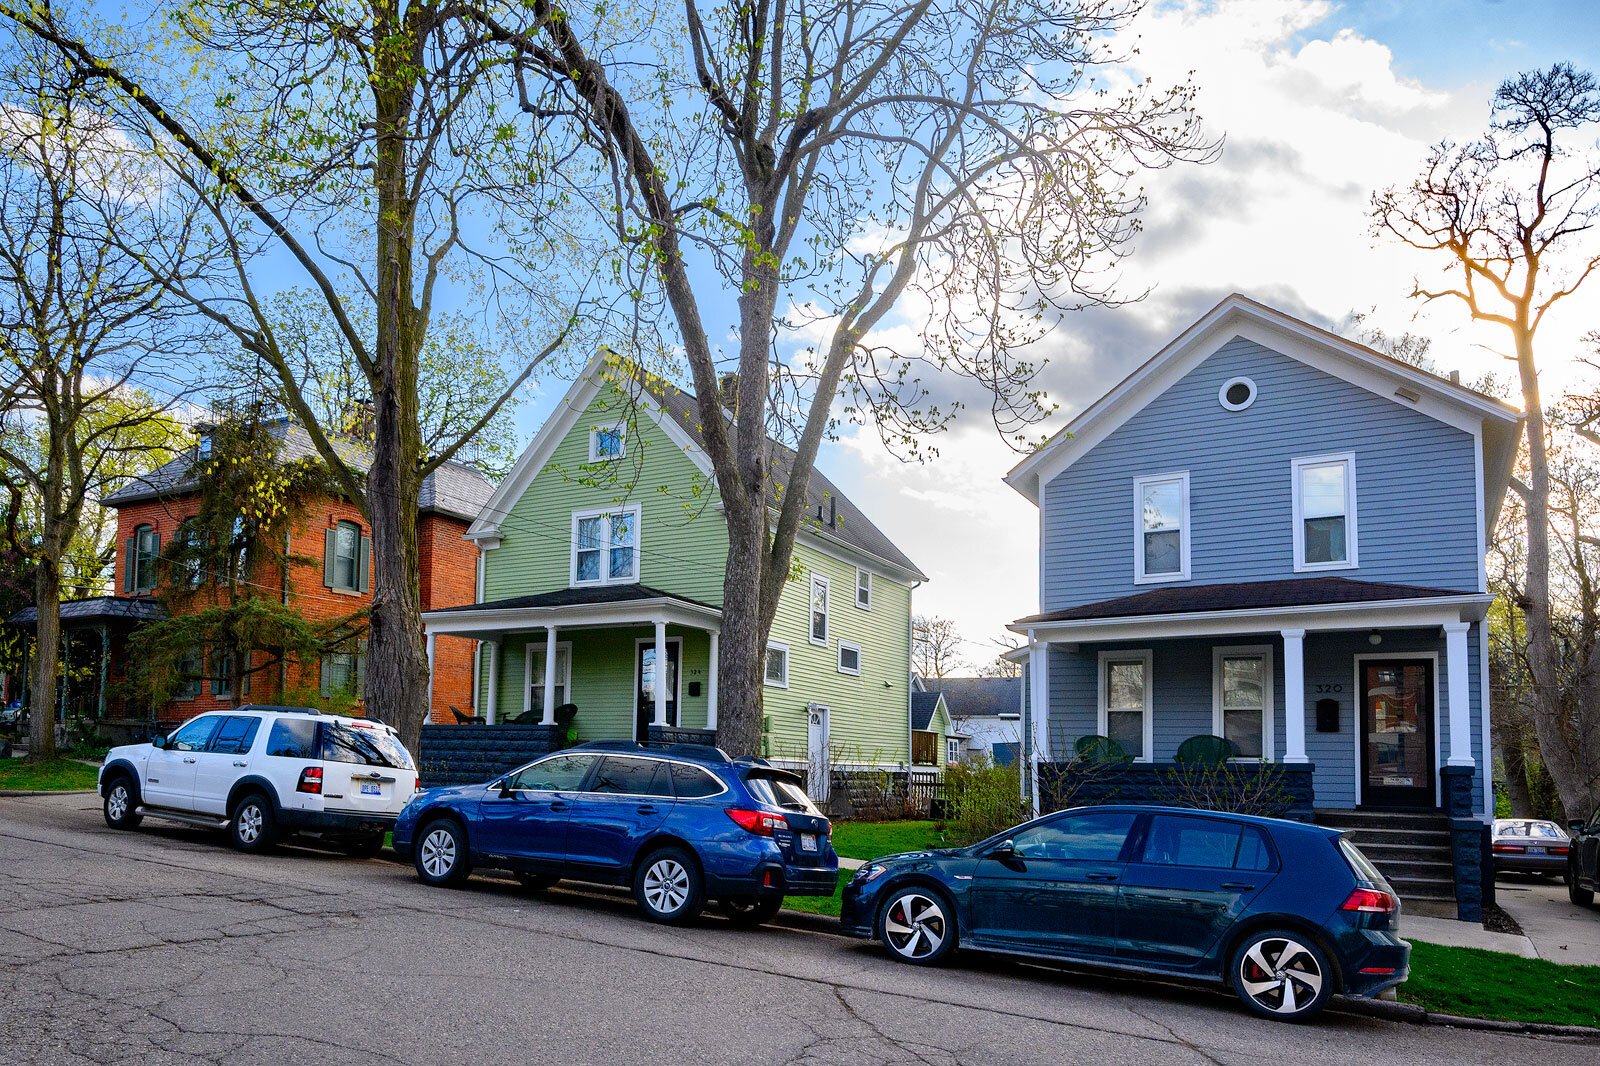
[571,739,731,763]
[235,704,323,716]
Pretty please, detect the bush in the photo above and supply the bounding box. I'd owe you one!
[1158,760,1293,818]
[943,758,1025,845]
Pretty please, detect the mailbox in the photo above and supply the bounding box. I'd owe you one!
[1315,698,1340,733]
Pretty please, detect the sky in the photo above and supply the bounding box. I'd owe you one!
[491,0,1597,672]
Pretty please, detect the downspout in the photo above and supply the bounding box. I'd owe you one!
[907,580,921,772]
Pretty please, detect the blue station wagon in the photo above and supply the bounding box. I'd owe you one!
[840,805,1409,1021]
[393,741,838,925]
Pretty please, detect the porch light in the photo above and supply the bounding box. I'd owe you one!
[1367,631,1382,646]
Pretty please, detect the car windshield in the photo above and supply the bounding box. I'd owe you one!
[745,772,818,814]
[321,723,414,770]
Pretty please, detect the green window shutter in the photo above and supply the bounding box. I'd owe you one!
[147,534,160,591]
[356,639,368,693]
[124,537,135,592]
[357,536,371,593]
[319,655,334,698]
[323,528,337,588]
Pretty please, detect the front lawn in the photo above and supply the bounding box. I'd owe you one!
[782,871,853,917]
[1400,941,1600,1028]
[829,820,946,861]
[0,757,101,792]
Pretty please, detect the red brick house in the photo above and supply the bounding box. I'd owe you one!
[11,420,491,739]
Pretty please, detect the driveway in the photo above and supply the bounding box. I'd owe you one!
[2,793,1597,1066]
[1495,876,1600,966]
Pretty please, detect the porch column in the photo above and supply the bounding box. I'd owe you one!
[1444,622,1474,767]
[485,640,501,725]
[706,630,719,730]
[97,624,109,718]
[1281,629,1308,763]
[1027,640,1048,815]
[541,626,558,726]
[653,619,668,726]
[425,631,436,720]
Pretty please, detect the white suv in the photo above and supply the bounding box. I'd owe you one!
[99,705,419,856]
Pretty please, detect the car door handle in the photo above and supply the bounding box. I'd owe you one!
[232,761,248,768]
[182,757,197,764]
[547,801,569,812]
[636,805,659,815]
[1221,882,1257,891]
[1084,872,1119,882]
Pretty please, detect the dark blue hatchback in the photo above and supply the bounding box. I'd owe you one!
[840,804,1409,1021]
[393,741,837,925]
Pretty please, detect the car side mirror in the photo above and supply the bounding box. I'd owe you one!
[150,736,167,750]
[986,839,1017,860]
[1571,821,1586,834]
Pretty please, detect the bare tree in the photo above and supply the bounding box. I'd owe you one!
[1372,63,1600,820]
[0,35,205,760]
[1,1,599,752]
[912,614,966,681]
[475,0,1215,754]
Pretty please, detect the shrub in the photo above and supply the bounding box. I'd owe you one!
[1158,760,1293,818]
[943,758,1025,844]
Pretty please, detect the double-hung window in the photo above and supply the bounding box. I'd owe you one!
[571,506,640,585]
[764,642,790,688]
[1213,646,1273,760]
[1292,453,1356,570]
[527,642,572,714]
[809,574,830,645]
[127,524,159,593]
[855,567,872,610]
[1133,472,1189,582]
[325,520,369,593]
[1098,651,1152,761]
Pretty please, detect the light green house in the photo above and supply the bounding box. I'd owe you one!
[421,355,927,793]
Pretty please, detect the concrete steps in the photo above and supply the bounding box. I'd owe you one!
[1315,809,1456,904]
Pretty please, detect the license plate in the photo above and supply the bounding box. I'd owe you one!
[360,783,384,796]
[799,833,818,853]
[1527,846,1545,855]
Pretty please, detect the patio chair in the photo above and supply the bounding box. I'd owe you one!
[450,706,486,726]
[1073,734,1130,765]
[1174,734,1239,767]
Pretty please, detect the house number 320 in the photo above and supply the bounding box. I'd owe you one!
[1315,684,1343,693]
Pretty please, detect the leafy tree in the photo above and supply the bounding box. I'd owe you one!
[479,0,1215,754]
[1372,63,1600,820]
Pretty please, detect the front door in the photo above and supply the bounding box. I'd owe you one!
[1360,660,1436,809]
[807,706,830,803]
[635,639,680,740]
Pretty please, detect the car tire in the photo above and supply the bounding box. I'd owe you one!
[415,818,471,887]
[1230,929,1335,1022]
[877,886,957,966]
[720,896,784,928]
[633,847,705,924]
[229,793,277,853]
[1568,871,1595,908]
[515,872,558,893]
[102,776,142,831]
[341,833,386,859]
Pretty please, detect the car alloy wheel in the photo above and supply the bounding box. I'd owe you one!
[229,795,275,852]
[236,805,264,844]
[1235,935,1326,1018]
[881,891,952,963]
[420,827,458,879]
[643,857,691,914]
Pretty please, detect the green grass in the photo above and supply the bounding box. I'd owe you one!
[1400,941,1600,1028]
[781,871,852,917]
[829,820,946,861]
[0,757,101,792]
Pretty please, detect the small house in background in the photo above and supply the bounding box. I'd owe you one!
[1005,294,1520,922]
[909,688,956,767]
[918,675,1023,766]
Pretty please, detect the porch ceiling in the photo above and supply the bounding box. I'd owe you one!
[422,583,721,638]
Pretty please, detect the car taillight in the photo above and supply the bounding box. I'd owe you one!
[1341,887,1397,913]
[414,779,423,793]
[726,809,787,836]
[1550,845,1570,856]
[297,767,323,794]
[1493,843,1526,854]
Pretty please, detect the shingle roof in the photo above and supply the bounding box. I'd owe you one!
[910,691,944,731]
[8,596,166,628]
[924,676,1022,719]
[1014,577,1479,625]
[430,583,720,614]
[638,374,926,581]
[102,419,495,523]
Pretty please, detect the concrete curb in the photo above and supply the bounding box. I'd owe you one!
[0,789,98,798]
[1333,996,1600,1039]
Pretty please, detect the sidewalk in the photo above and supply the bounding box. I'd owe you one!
[1495,880,1600,966]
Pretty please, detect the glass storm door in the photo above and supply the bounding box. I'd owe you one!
[635,640,680,739]
[1360,661,1435,809]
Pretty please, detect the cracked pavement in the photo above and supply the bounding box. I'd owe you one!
[2,793,1596,1066]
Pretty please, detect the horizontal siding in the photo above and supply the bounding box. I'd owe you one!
[1041,337,1483,609]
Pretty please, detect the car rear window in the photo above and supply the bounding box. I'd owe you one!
[744,772,819,814]
[590,756,672,798]
[266,718,318,759]
[210,716,261,756]
[1339,837,1386,884]
[320,723,415,770]
[668,762,724,799]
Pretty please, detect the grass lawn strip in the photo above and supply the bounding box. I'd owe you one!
[785,821,949,919]
[0,757,101,792]
[1398,941,1600,1029]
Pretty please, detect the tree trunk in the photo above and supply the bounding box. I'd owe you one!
[716,498,769,757]
[27,554,60,761]
[1497,703,1537,817]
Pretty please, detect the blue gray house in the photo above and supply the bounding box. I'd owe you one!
[1005,295,1521,920]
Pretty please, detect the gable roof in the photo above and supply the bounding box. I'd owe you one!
[102,419,495,524]
[923,676,1022,719]
[1004,294,1522,529]
[910,690,947,732]
[468,353,926,581]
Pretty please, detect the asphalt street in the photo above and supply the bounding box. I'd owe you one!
[1,792,1595,1066]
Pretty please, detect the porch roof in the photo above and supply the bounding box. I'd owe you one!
[7,595,165,630]
[1010,577,1493,641]
[422,583,721,637]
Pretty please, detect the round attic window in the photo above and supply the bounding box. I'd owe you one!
[1219,376,1257,411]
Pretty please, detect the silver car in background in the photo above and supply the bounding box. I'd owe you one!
[1492,819,1571,878]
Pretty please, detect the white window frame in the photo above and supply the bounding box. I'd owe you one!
[524,640,574,715]
[569,504,642,587]
[1132,472,1191,584]
[854,567,873,610]
[837,639,862,676]
[588,422,626,462]
[1097,649,1154,763]
[1211,644,1275,762]
[1291,452,1358,572]
[764,641,790,689]
[946,737,961,765]
[808,573,830,646]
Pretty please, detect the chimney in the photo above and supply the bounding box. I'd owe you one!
[718,372,739,415]
[1449,370,1461,385]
